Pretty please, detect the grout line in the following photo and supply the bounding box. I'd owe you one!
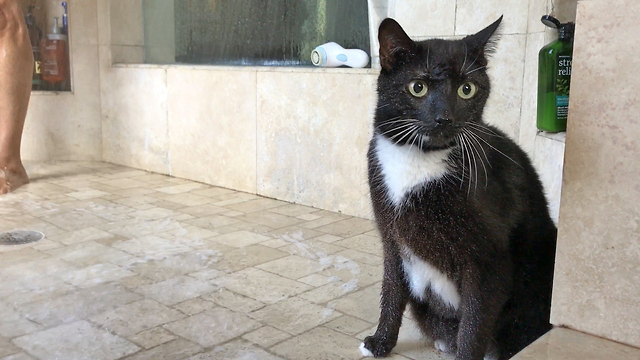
[165,68,172,176]
[517,33,529,144]
[255,70,259,196]
[453,0,458,36]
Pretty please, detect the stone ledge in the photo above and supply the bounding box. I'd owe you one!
[512,327,640,360]
[537,131,567,143]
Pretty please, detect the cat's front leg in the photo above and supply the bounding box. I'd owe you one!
[361,240,409,358]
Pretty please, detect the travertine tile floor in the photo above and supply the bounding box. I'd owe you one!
[0,162,448,360]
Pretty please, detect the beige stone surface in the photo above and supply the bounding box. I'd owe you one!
[164,309,261,347]
[0,353,35,360]
[101,67,169,173]
[0,161,575,359]
[242,326,291,348]
[134,276,217,306]
[528,0,549,34]
[324,315,373,336]
[271,327,363,360]
[13,321,139,360]
[550,0,640,347]
[329,284,382,322]
[551,0,578,23]
[213,244,289,273]
[256,71,376,219]
[257,255,328,280]
[18,283,141,327]
[532,133,565,224]
[89,299,183,337]
[483,34,527,141]
[394,0,456,38]
[249,297,341,335]
[186,339,286,360]
[512,327,640,360]
[0,302,43,338]
[455,0,528,35]
[213,268,311,304]
[127,327,177,349]
[202,288,265,314]
[110,45,144,64]
[518,32,547,156]
[209,230,271,248]
[123,338,202,360]
[166,68,257,193]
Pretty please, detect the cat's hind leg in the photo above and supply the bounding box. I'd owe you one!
[409,300,459,354]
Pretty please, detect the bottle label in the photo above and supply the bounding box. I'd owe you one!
[35,61,41,74]
[556,95,569,119]
[556,55,572,120]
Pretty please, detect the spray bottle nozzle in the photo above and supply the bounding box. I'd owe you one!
[541,15,575,40]
[61,2,68,35]
[541,15,562,29]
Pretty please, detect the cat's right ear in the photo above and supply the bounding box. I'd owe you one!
[378,18,415,71]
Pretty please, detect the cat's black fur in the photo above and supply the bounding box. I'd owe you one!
[362,17,557,360]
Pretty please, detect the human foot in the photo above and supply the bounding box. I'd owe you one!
[0,163,29,194]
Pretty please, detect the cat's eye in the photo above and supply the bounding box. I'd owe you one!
[457,82,478,99]
[408,80,428,98]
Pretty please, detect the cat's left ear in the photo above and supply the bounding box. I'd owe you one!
[463,15,503,56]
[378,18,416,71]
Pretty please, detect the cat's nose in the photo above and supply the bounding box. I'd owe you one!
[435,117,452,126]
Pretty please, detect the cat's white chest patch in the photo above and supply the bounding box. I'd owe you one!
[401,246,460,309]
[374,135,451,206]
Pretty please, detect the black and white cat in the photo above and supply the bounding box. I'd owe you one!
[360,17,557,360]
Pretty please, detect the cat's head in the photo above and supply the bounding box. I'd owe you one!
[374,16,502,150]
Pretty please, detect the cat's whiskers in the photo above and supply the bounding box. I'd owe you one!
[403,131,421,158]
[465,122,504,138]
[455,134,466,190]
[379,122,417,136]
[466,129,492,169]
[466,128,524,169]
[460,43,468,74]
[381,118,417,126]
[462,51,481,74]
[465,129,492,181]
[464,65,487,76]
[377,116,403,124]
[463,129,489,190]
[390,124,418,146]
[466,132,479,194]
[458,132,473,195]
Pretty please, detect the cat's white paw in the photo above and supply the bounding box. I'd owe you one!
[434,340,450,353]
[359,342,374,357]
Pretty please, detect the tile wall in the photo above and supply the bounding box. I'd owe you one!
[23,0,576,218]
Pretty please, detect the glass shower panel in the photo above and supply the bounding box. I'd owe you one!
[144,0,370,66]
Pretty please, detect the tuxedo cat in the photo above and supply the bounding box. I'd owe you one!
[360,17,557,360]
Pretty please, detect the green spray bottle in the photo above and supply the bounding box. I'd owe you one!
[536,16,575,132]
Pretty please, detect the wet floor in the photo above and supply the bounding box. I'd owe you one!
[0,161,449,360]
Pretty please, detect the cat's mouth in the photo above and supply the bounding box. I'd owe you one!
[420,127,460,150]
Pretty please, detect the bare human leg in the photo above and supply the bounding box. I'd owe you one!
[0,0,32,194]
